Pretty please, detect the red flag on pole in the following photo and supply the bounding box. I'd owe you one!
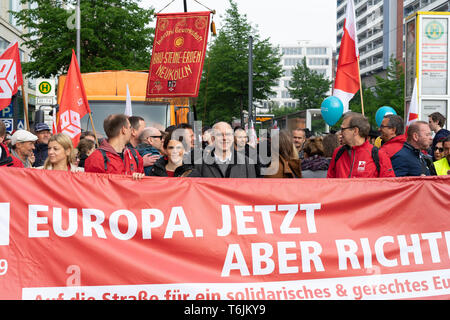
[333,0,360,113]
[0,41,23,111]
[58,50,90,147]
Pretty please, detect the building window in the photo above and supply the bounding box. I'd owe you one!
[308,58,329,66]
[0,37,10,55]
[281,91,290,99]
[9,0,21,28]
[282,47,302,55]
[306,47,327,55]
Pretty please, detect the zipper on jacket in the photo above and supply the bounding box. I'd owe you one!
[348,149,355,178]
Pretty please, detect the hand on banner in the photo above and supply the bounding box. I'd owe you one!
[132,172,145,180]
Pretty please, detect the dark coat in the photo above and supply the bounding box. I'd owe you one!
[188,149,257,178]
[33,143,48,167]
[391,142,436,177]
[149,156,194,177]
[137,143,162,176]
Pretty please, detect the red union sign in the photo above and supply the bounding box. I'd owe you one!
[0,42,23,111]
[0,167,449,300]
[146,12,210,98]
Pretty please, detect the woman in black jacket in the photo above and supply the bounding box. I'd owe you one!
[149,130,193,177]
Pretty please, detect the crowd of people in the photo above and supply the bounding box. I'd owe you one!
[0,111,449,180]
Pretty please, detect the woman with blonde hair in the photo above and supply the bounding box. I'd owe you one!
[39,133,84,172]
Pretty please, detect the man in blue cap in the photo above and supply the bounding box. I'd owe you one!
[33,122,52,167]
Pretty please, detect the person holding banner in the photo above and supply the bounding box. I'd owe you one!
[0,121,23,167]
[327,112,395,178]
[37,133,83,172]
[188,122,258,178]
[149,129,194,177]
[84,114,144,179]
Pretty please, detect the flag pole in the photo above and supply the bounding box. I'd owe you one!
[357,57,364,116]
[88,112,99,146]
[21,84,30,130]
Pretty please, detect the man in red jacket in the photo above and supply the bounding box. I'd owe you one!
[379,114,406,159]
[84,114,144,179]
[0,121,23,168]
[327,112,395,178]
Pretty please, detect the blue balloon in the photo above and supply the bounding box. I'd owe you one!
[321,96,344,126]
[375,106,397,127]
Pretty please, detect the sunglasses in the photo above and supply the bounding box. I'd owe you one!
[148,136,162,139]
[436,147,444,153]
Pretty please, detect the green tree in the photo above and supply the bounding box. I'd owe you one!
[348,56,405,128]
[288,57,333,111]
[197,0,282,125]
[12,0,154,78]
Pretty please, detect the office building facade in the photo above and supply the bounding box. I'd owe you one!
[261,41,333,111]
[336,0,449,86]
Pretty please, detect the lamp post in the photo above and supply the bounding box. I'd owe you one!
[76,0,80,66]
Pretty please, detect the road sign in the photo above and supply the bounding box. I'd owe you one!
[36,79,55,97]
[0,119,13,133]
[16,119,24,130]
[0,105,13,118]
[36,97,55,105]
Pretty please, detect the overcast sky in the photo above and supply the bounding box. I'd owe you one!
[140,0,337,49]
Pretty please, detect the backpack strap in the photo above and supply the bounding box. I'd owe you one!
[98,149,109,171]
[334,144,380,175]
[334,145,350,164]
[371,146,380,175]
[128,147,139,168]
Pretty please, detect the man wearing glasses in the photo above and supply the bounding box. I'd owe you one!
[137,127,164,176]
[379,114,406,160]
[327,112,395,178]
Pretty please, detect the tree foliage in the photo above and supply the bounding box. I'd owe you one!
[348,56,405,128]
[12,0,154,78]
[288,57,333,111]
[196,0,282,125]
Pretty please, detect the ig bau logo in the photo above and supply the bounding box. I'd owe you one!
[0,203,10,246]
[0,59,18,99]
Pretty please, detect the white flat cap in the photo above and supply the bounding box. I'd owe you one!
[11,130,38,145]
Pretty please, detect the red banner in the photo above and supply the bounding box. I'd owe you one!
[146,12,210,98]
[0,42,23,110]
[0,167,449,300]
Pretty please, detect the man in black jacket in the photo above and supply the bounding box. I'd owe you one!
[32,122,52,167]
[189,122,257,178]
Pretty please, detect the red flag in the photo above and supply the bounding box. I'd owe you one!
[405,77,419,136]
[0,42,23,111]
[333,0,360,113]
[58,50,90,147]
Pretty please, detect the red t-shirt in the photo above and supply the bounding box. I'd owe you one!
[167,170,175,177]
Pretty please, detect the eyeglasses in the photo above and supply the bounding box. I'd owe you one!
[436,147,444,153]
[379,125,392,129]
[148,136,162,139]
[340,126,355,132]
